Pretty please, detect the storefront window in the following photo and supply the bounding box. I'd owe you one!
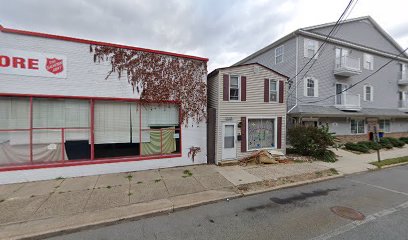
[247,118,275,150]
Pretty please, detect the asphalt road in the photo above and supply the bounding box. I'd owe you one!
[47,165,408,240]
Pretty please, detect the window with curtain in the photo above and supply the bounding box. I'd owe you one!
[248,118,275,150]
[351,119,365,134]
[229,76,240,100]
[269,80,278,102]
[379,120,391,133]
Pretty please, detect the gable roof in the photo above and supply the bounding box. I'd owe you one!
[208,62,289,80]
[234,16,408,65]
[301,16,406,56]
[0,24,208,62]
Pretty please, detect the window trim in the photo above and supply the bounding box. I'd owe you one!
[304,38,319,59]
[379,119,391,133]
[228,75,241,101]
[363,85,374,102]
[275,45,284,64]
[269,79,279,102]
[350,119,365,135]
[363,53,374,70]
[246,116,277,151]
[304,77,318,97]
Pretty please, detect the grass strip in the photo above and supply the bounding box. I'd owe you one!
[370,156,408,168]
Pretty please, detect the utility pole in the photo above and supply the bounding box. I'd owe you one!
[373,126,381,162]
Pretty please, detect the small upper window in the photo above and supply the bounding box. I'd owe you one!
[364,85,374,102]
[229,76,240,101]
[269,80,278,102]
[304,77,318,97]
[275,45,284,64]
[304,39,319,58]
[363,53,374,70]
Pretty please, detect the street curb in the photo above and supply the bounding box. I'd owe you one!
[373,161,408,169]
[1,174,343,240]
[240,173,344,197]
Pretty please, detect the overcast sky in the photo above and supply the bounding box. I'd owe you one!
[1,0,407,71]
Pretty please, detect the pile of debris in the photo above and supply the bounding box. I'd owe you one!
[238,150,286,166]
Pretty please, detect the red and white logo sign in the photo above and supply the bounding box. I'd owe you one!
[46,58,64,75]
[0,48,67,78]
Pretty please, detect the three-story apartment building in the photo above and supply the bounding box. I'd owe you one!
[235,16,408,142]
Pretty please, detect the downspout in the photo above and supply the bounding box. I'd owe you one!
[288,34,299,113]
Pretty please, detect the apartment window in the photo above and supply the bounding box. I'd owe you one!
[351,119,365,134]
[248,118,275,150]
[379,119,391,133]
[304,77,318,97]
[229,76,240,101]
[400,63,408,80]
[275,45,284,64]
[363,53,374,70]
[304,39,319,58]
[269,80,278,102]
[363,85,374,101]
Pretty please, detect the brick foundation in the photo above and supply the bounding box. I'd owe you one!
[336,132,408,143]
[384,132,408,138]
[336,134,369,144]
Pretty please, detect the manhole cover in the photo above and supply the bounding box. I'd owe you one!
[330,206,365,220]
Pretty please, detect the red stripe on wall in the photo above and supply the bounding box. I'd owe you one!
[277,117,282,149]
[241,76,246,101]
[264,79,269,102]
[279,80,284,103]
[241,117,247,152]
[223,74,229,101]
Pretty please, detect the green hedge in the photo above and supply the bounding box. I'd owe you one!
[400,137,408,144]
[357,141,382,150]
[344,142,369,153]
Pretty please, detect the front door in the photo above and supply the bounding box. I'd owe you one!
[222,123,236,160]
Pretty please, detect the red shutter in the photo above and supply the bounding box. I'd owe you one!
[264,79,269,102]
[279,80,284,103]
[223,74,229,101]
[241,76,246,101]
[241,117,246,152]
[277,117,282,149]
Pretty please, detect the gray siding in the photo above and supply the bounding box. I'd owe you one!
[211,65,287,163]
[244,37,298,109]
[311,19,401,55]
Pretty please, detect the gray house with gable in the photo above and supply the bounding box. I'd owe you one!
[235,16,408,142]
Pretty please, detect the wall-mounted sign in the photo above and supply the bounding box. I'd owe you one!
[0,48,67,78]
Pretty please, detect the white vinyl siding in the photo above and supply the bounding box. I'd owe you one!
[304,39,319,58]
[379,119,391,133]
[363,85,374,102]
[351,119,365,134]
[304,77,318,97]
[363,53,374,70]
[275,45,284,64]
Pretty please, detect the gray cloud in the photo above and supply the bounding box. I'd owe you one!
[0,0,292,71]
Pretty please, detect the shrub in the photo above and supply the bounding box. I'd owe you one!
[383,137,405,148]
[344,142,369,153]
[286,148,298,155]
[287,125,337,162]
[399,137,408,144]
[379,138,393,149]
[357,141,382,150]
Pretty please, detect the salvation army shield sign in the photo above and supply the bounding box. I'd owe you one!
[46,58,64,75]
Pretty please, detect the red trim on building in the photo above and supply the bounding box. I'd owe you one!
[0,93,184,172]
[0,154,182,172]
[277,117,282,149]
[0,26,208,62]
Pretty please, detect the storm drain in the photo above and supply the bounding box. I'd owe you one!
[330,206,365,221]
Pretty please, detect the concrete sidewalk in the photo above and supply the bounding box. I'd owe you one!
[314,145,408,174]
[0,162,333,239]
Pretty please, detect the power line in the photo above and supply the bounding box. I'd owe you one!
[286,0,355,99]
[297,0,359,83]
[301,47,408,104]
